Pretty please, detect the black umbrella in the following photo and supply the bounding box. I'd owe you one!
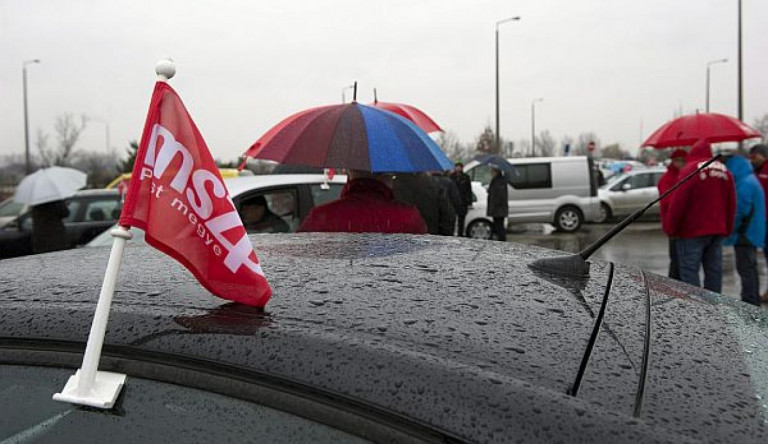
[473,154,519,184]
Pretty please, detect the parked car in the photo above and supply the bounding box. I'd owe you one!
[1,234,767,442]
[0,189,122,259]
[463,156,600,233]
[595,168,666,223]
[87,173,348,247]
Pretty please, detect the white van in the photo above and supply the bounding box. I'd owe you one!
[463,156,599,234]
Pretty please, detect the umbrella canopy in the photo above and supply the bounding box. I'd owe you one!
[642,112,761,149]
[243,102,453,173]
[13,166,87,206]
[473,154,519,184]
[368,91,442,133]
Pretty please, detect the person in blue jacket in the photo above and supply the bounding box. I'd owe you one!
[724,155,766,306]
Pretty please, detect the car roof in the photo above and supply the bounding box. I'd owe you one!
[224,174,348,197]
[73,188,120,197]
[1,234,766,442]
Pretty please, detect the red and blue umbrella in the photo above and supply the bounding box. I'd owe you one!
[369,89,443,134]
[243,101,452,173]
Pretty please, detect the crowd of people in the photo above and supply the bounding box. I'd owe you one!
[659,140,768,307]
[298,162,506,240]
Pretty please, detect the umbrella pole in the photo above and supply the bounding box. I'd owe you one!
[53,225,132,409]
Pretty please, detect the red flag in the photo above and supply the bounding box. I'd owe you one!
[120,82,271,307]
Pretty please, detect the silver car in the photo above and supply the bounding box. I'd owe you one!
[596,168,665,223]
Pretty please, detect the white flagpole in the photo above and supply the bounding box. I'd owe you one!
[53,60,175,409]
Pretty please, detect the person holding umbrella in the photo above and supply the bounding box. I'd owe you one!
[487,165,509,242]
[723,154,765,306]
[658,148,688,280]
[298,169,427,234]
[666,140,736,293]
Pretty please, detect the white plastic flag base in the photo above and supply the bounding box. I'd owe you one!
[53,369,126,409]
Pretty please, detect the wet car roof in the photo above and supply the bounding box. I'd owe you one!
[1,233,766,442]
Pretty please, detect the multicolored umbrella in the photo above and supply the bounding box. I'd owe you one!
[243,101,452,173]
[642,112,761,149]
[368,89,443,133]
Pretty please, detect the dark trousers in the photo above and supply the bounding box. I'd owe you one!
[492,217,506,242]
[734,245,761,306]
[456,208,467,236]
[668,238,679,280]
[677,235,723,293]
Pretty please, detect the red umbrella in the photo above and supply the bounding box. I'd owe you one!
[368,89,443,133]
[642,112,761,148]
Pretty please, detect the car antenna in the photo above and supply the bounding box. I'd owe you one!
[529,154,724,278]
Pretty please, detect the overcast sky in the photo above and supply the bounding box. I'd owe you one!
[1,0,766,163]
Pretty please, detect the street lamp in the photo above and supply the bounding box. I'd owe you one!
[341,84,354,103]
[22,59,41,174]
[531,98,543,157]
[737,0,743,122]
[495,16,521,152]
[705,58,728,113]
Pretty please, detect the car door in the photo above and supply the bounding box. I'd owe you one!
[611,173,653,215]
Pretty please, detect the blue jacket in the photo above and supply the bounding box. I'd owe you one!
[724,156,766,247]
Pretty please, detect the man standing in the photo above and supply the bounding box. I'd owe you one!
[667,140,736,293]
[450,162,473,236]
[657,149,687,279]
[724,155,765,306]
[748,143,768,303]
[487,165,509,242]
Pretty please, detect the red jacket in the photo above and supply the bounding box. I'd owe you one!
[754,160,768,219]
[298,178,428,234]
[666,142,736,239]
[657,165,680,236]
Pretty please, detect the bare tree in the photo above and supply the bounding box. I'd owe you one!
[37,113,87,167]
[75,151,120,187]
[753,113,768,143]
[436,131,468,162]
[575,132,600,156]
[536,130,556,157]
[600,143,629,159]
[475,125,501,154]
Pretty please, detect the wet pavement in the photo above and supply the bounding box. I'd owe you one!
[507,221,767,302]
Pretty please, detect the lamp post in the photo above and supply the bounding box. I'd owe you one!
[705,58,728,113]
[737,0,743,122]
[495,16,521,152]
[531,98,543,157]
[341,84,354,104]
[22,59,41,174]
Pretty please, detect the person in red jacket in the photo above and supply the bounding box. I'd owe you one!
[666,140,736,292]
[657,148,688,280]
[298,170,427,234]
[748,143,768,303]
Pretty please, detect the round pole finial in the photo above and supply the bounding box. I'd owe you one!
[155,58,176,81]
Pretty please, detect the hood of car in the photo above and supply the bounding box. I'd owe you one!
[0,233,766,442]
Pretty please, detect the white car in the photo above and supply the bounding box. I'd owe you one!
[595,168,666,223]
[88,173,348,246]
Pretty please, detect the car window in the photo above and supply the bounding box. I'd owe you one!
[610,177,628,192]
[628,173,650,189]
[651,172,664,186]
[469,164,493,187]
[238,189,298,233]
[63,200,81,223]
[509,163,552,189]
[310,183,344,207]
[82,198,122,222]
[0,200,24,217]
[0,365,370,443]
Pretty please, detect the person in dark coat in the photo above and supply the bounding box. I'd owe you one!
[392,173,455,236]
[298,170,427,234]
[667,140,736,293]
[748,143,768,304]
[724,155,765,306]
[239,195,290,233]
[30,200,69,254]
[450,162,473,236]
[657,148,687,280]
[486,165,509,241]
